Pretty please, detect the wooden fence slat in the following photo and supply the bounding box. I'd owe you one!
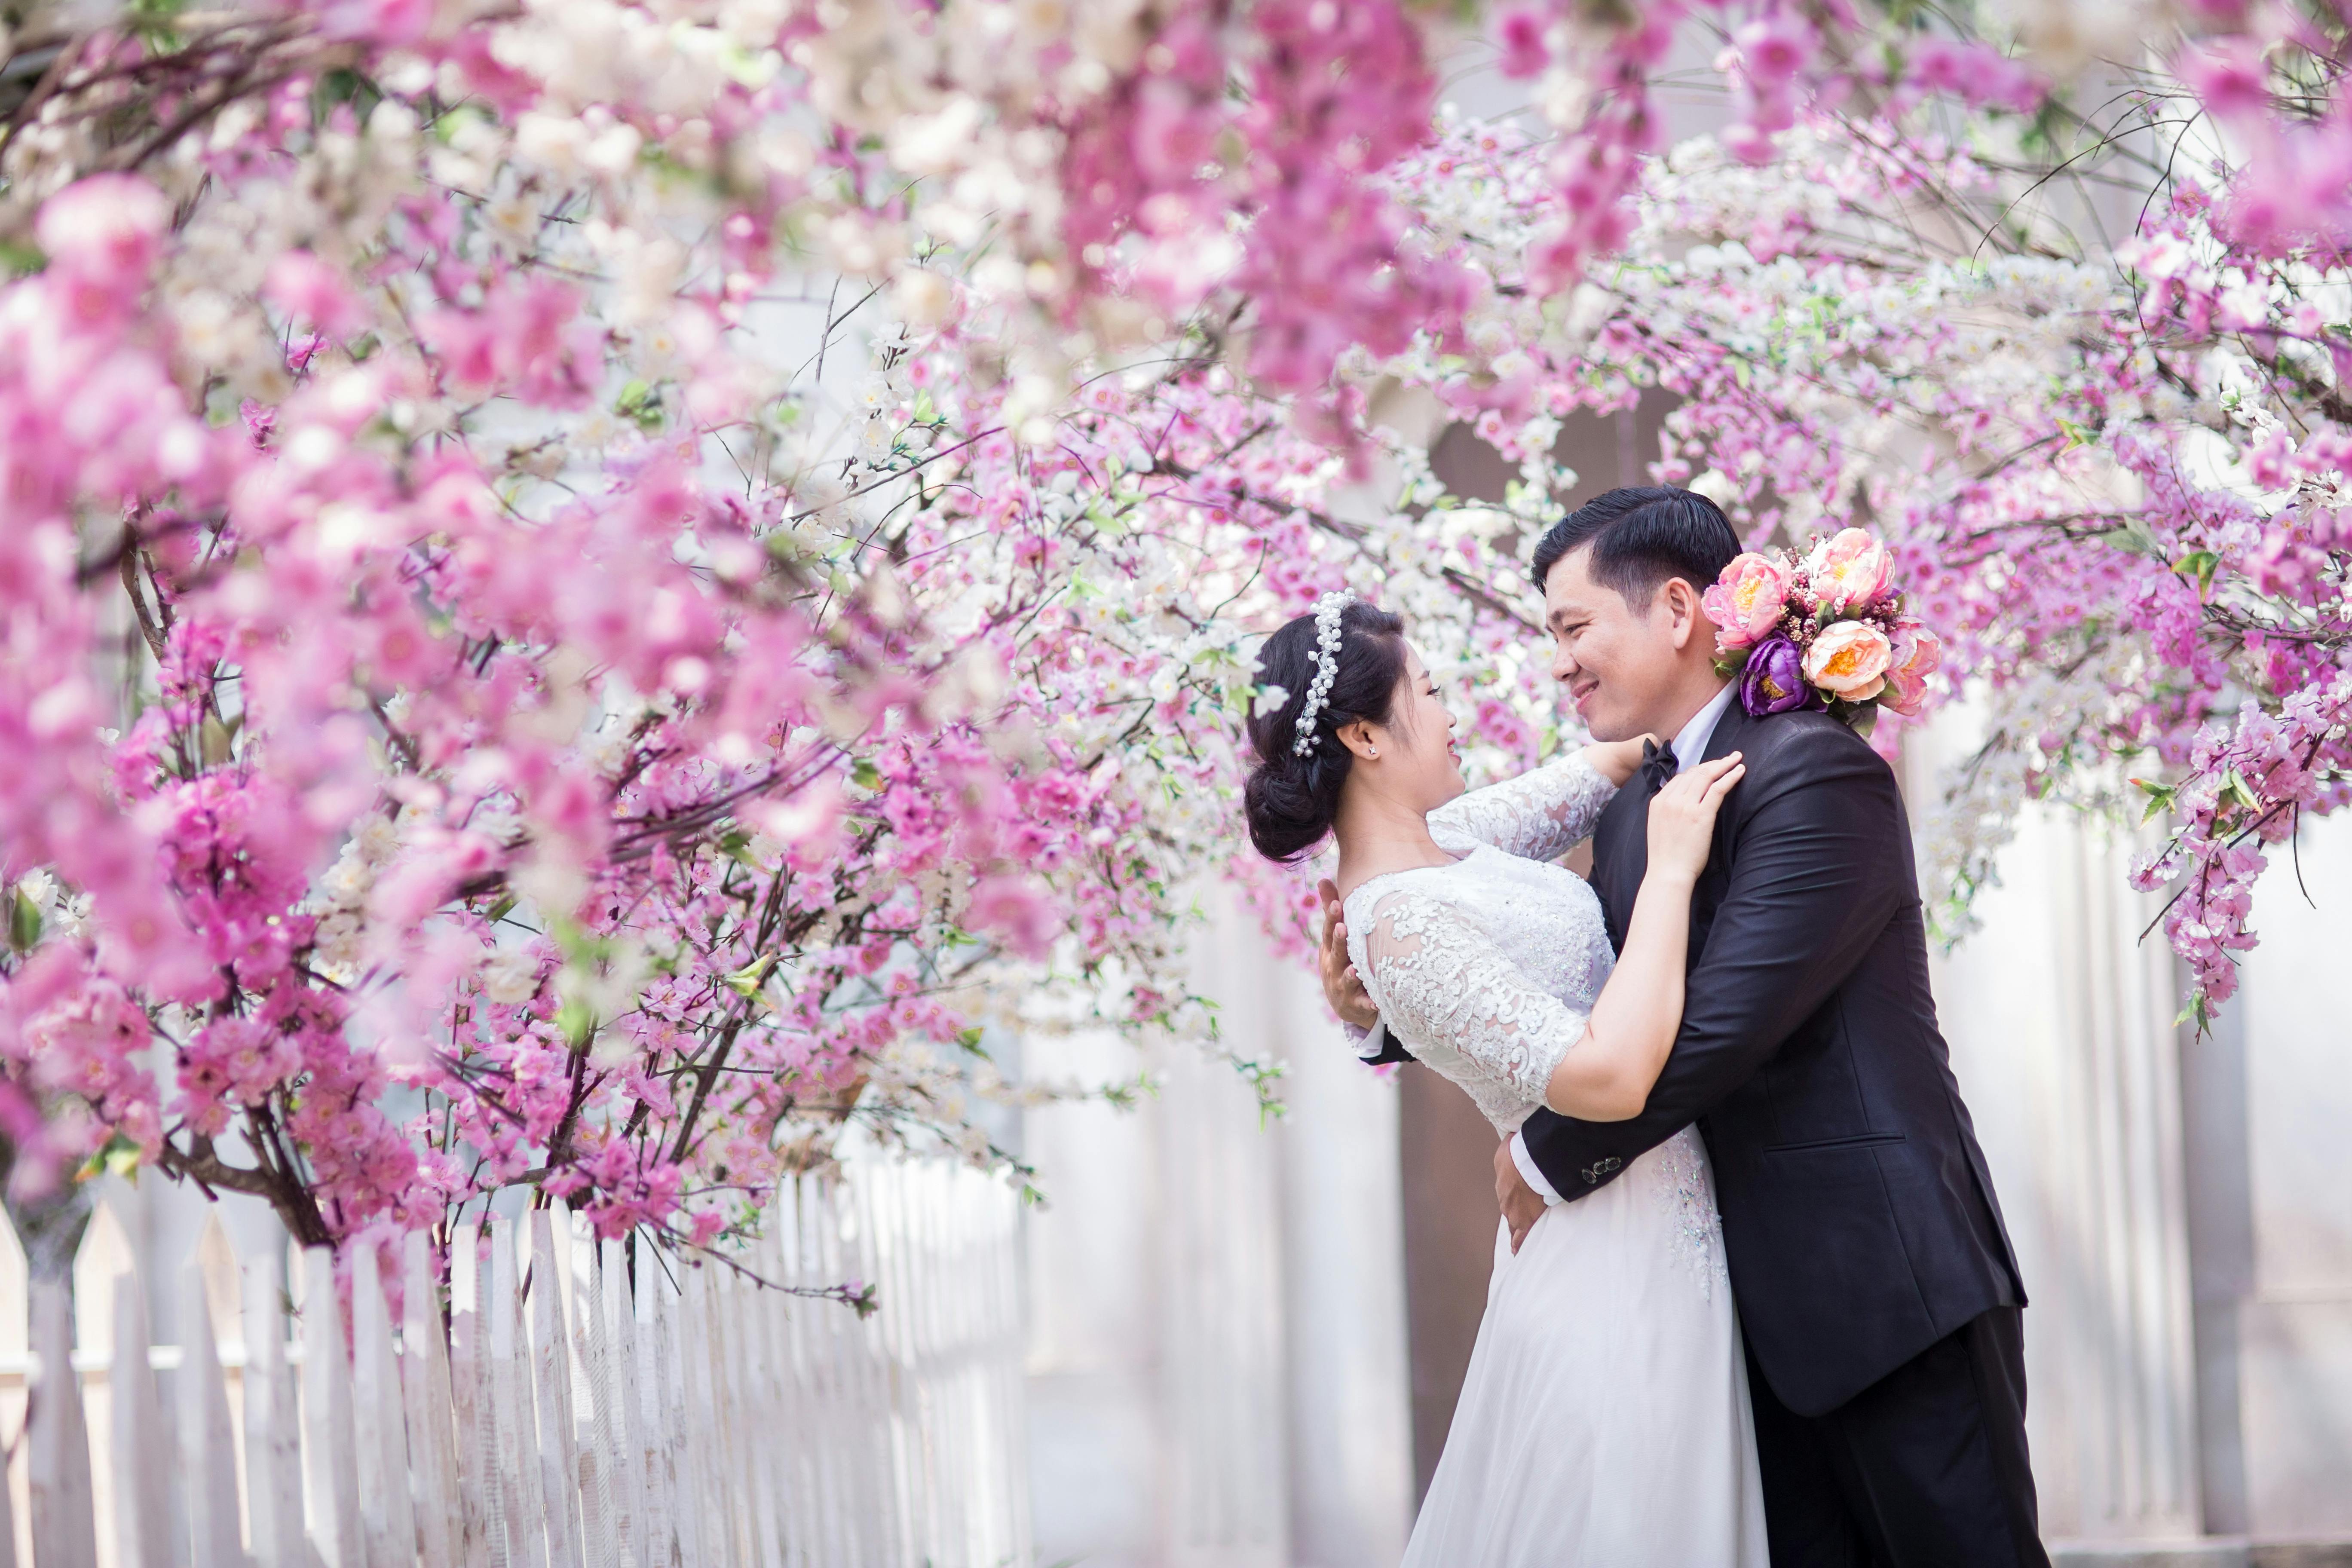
[302,1245,364,1568]
[445,1224,492,1568]
[652,1270,693,1568]
[628,1264,659,1568]
[108,1269,174,1568]
[846,1175,903,1565]
[177,1251,243,1568]
[0,1374,17,1568]
[403,1231,461,1568]
[697,1267,728,1568]
[742,1232,784,1568]
[606,1240,647,1568]
[353,1243,417,1568]
[568,1229,612,1568]
[487,1216,545,1568]
[70,1201,133,1568]
[721,1266,759,1566]
[242,1253,304,1568]
[789,1179,841,1568]
[701,1267,746,1568]
[27,1281,97,1568]
[524,1212,578,1568]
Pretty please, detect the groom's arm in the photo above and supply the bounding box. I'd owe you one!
[1319,883,1412,1064]
[1520,725,1906,1198]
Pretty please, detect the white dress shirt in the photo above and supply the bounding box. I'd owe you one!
[1507,681,1736,1205]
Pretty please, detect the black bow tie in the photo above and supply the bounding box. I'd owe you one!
[1640,738,1679,793]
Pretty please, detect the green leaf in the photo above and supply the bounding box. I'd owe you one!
[9,888,41,954]
[613,380,665,432]
[555,997,598,1048]
[723,954,776,998]
[956,1025,989,1057]
[78,1132,144,1185]
[2130,778,2177,825]
[849,758,884,793]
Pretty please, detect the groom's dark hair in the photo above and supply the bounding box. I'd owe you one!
[1530,487,1741,609]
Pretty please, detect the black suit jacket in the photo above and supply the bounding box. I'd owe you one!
[1517,701,2024,1417]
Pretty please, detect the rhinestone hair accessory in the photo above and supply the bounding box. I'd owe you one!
[1292,591,1354,756]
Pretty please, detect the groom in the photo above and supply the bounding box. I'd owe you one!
[1322,486,2046,1567]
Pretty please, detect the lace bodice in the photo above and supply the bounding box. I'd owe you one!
[1342,751,1620,1135]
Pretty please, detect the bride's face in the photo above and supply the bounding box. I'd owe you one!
[1367,645,1464,810]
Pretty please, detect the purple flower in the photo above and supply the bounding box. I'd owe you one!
[1739,635,1810,716]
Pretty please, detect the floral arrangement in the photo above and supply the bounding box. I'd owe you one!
[1703,530,1943,731]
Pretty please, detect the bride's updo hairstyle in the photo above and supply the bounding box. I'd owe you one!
[1243,599,1409,863]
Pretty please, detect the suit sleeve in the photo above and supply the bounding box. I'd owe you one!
[1346,1018,1412,1066]
[1520,726,1906,1199]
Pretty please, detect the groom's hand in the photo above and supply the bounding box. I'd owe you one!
[1317,879,1379,1030]
[1495,1139,1546,1254]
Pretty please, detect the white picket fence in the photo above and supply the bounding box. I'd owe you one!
[0,1160,1031,1568]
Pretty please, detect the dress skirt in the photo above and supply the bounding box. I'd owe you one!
[1401,1128,1769,1568]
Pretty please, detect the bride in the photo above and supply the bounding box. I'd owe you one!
[1244,593,1767,1566]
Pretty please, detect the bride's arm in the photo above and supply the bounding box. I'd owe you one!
[1424,737,1648,861]
[1358,890,1595,1107]
[1360,753,1742,1122]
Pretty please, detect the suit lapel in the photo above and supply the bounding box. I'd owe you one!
[1591,695,1754,950]
[1701,695,1756,766]
[1690,696,1757,924]
[1591,785,1645,951]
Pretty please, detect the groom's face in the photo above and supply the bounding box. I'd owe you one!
[1542,545,1697,742]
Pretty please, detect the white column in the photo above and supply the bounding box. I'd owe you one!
[2228,815,2352,1537]
[1928,802,2202,1542]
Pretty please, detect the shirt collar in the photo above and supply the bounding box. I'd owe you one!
[1670,682,1738,773]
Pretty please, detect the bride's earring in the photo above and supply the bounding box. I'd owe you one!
[1367,747,1379,758]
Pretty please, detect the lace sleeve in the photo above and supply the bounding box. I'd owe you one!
[1359,888,1591,1114]
[1427,750,1617,863]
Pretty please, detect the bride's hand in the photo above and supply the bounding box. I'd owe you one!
[1646,753,1745,883]
[1582,735,1656,788]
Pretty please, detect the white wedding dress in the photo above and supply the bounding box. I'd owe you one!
[1344,752,1767,1567]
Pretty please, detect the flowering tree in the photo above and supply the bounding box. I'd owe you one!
[3,0,2349,1266]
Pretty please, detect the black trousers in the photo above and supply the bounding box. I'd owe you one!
[1747,1307,2050,1568]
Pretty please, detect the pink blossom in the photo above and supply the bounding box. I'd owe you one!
[1701,551,1792,649]
[264,251,368,341]
[36,176,172,291]
[1879,619,1942,715]
[2178,40,2272,122]
[1806,528,1895,612]
[1803,620,1893,701]
[1496,7,1549,80]
[966,875,1060,961]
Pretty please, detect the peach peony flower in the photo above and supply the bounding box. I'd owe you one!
[1806,527,1894,612]
[1803,619,1893,701]
[1879,617,1942,714]
[1701,551,1792,650]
